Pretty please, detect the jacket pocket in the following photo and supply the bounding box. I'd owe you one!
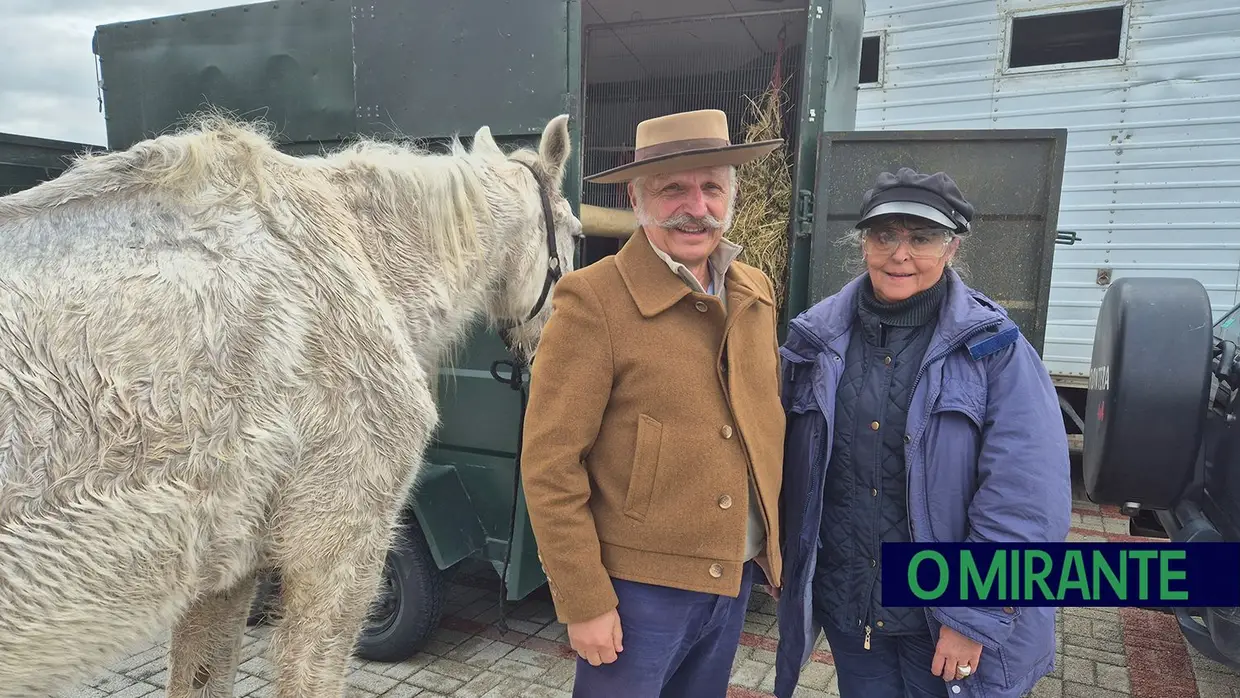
[623,414,664,522]
[929,383,985,429]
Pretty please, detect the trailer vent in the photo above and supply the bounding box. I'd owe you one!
[1008,5,1125,70]
[860,35,881,84]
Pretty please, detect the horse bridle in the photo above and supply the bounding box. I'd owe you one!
[488,160,567,631]
[514,160,564,325]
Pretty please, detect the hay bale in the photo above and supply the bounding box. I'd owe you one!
[730,85,793,311]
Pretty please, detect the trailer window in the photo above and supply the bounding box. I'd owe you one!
[1008,5,1125,70]
[859,35,880,85]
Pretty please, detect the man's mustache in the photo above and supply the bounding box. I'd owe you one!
[656,212,725,231]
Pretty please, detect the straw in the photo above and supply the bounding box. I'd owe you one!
[730,83,793,311]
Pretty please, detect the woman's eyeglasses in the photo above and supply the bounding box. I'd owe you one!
[861,227,953,259]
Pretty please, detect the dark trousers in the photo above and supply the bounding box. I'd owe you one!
[821,619,950,698]
[571,561,755,698]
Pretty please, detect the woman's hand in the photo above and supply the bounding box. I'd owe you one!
[931,625,983,681]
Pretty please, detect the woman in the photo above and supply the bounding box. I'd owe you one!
[772,168,1071,698]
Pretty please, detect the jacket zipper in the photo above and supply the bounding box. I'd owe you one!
[902,319,998,542]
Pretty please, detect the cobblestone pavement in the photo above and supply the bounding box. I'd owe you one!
[68,485,1240,698]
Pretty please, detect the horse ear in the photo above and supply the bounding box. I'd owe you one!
[538,114,572,186]
[472,125,503,156]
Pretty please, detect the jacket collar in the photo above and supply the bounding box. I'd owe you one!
[783,268,1011,361]
[617,227,771,318]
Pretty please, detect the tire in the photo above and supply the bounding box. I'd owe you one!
[1083,276,1214,508]
[353,520,445,663]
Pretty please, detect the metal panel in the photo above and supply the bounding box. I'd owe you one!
[93,0,356,149]
[353,0,573,139]
[853,0,1240,380]
[782,0,865,324]
[809,129,1067,354]
[0,133,99,196]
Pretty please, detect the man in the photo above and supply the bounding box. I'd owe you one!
[520,108,787,697]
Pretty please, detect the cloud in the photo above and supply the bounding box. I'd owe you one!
[0,1,229,146]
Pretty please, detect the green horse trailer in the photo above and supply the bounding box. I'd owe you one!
[86,0,1067,662]
[0,132,99,196]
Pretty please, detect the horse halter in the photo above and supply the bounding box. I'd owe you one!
[513,160,564,325]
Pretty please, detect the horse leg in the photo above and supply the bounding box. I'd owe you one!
[166,573,259,698]
[266,507,396,698]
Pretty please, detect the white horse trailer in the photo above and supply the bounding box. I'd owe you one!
[851,0,1240,451]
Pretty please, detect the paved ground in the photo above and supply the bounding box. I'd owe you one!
[64,483,1240,698]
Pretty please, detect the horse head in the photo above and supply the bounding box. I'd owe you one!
[472,114,580,364]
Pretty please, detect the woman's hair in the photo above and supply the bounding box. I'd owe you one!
[834,216,972,280]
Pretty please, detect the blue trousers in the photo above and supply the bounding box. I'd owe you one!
[571,561,755,698]
[822,619,950,698]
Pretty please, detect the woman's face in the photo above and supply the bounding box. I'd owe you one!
[862,215,959,303]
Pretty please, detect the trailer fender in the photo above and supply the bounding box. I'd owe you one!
[406,462,487,570]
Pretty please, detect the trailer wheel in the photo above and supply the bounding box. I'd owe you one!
[354,520,445,663]
[1083,276,1214,509]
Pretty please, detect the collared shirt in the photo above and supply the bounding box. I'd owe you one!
[648,233,766,563]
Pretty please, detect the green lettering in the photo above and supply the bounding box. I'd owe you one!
[1024,550,1055,601]
[1159,550,1189,601]
[1092,550,1126,600]
[1129,550,1158,600]
[909,551,949,600]
[1010,547,1019,601]
[962,550,1005,602]
[1058,550,1089,601]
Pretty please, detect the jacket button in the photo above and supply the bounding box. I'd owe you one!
[871,488,878,497]
[718,494,733,509]
[870,558,876,567]
[721,425,733,439]
[870,421,880,431]
[1003,606,1015,614]
[695,301,708,312]
[903,434,911,444]
[884,356,892,366]
[709,563,724,578]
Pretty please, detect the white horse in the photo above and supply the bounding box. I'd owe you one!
[0,113,578,697]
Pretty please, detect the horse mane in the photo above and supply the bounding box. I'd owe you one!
[0,113,504,276]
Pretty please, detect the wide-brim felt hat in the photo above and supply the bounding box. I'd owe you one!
[583,109,783,184]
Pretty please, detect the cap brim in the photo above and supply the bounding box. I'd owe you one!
[584,139,783,184]
[858,201,958,230]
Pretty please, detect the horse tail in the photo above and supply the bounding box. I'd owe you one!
[0,480,202,696]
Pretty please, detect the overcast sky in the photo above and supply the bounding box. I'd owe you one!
[1,0,232,146]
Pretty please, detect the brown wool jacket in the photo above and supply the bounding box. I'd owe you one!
[520,228,785,625]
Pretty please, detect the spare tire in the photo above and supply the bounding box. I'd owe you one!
[1083,277,1215,509]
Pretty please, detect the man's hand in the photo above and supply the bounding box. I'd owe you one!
[567,608,624,666]
[931,625,983,681]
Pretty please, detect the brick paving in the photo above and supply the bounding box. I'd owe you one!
[61,488,1240,697]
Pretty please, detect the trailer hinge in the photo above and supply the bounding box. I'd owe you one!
[795,189,814,236]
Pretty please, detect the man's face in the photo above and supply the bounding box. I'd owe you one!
[629,165,733,268]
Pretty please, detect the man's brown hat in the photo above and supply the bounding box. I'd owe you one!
[583,109,783,184]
